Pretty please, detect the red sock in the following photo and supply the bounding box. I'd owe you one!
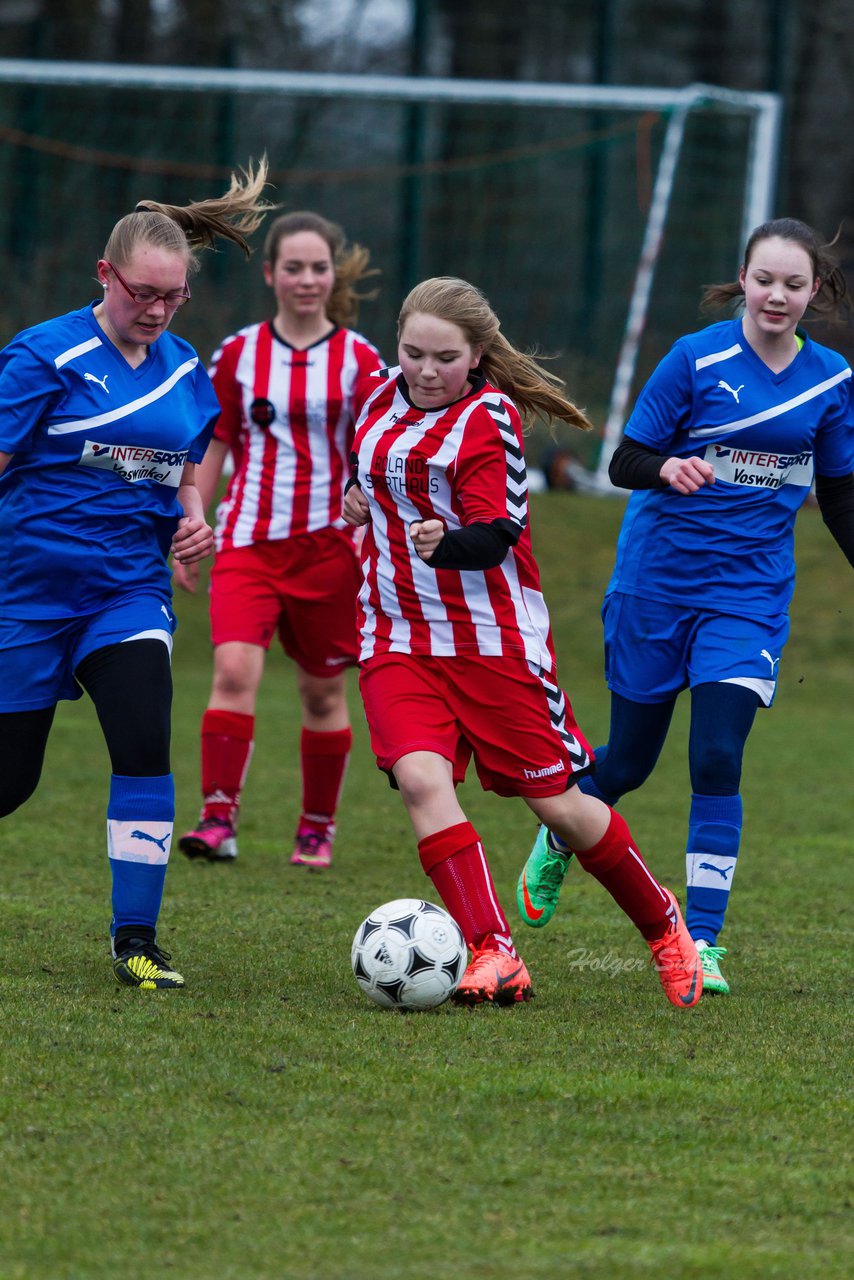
[299,727,352,838]
[200,709,254,824]
[418,821,517,957]
[571,809,672,941]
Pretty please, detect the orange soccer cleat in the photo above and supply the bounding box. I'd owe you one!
[451,948,533,1007]
[648,889,704,1008]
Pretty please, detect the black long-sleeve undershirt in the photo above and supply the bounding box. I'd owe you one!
[425,518,520,571]
[608,436,669,489]
[815,471,854,567]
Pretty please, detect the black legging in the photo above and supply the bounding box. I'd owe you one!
[0,639,172,817]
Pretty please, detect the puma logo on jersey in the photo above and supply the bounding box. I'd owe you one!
[83,371,110,393]
[717,379,744,403]
[760,649,780,673]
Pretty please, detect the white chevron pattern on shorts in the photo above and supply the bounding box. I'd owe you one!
[538,670,592,770]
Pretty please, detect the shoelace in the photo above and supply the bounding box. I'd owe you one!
[699,944,727,968]
[463,949,517,981]
[296,831,326,853]
[537,845,572,894]
[198,815,233,833]
[118,939,174,968]
[648,928,693,974]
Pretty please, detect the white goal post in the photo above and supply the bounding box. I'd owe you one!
[0,59,781,490]
[589,83,781,492]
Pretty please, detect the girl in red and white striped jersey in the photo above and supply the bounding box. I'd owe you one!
[344,277,703,1008]
[177,212,383,871]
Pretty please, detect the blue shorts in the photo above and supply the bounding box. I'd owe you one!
[0,596,176,712]
[602,591,790,707]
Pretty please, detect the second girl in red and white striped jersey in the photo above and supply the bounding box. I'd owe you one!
[344,276,703,1007]
[177,212,383,870]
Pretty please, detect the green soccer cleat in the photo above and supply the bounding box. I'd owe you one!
[695,940,730,995]
[112,938,185,990]
[517,825,574,928]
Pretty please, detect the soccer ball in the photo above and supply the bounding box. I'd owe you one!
[351,898,468,1011]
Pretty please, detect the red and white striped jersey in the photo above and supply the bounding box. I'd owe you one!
[352,367,557,669]
[210,322,383,549]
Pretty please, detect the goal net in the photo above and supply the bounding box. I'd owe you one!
[0,60,779,486]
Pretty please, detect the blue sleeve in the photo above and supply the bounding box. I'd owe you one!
[814,375,854,479]
[624,341,694,452]
[0,337,65,454]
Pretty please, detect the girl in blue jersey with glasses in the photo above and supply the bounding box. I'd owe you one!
[518,218,854,996]
[0,161,272,990]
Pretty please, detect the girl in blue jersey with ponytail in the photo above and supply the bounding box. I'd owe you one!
[518,218,854,996]
[0,161,272,990]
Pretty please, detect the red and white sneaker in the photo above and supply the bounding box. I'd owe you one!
[451,949,533,1007]
[290,828,333,870]
[648,889,703,1008]
[179,815,238,862]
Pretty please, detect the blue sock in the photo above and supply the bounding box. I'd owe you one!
[107,774,175,941]
[685,792,742,944]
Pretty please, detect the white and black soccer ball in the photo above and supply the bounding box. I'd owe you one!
[351,898,468,1010]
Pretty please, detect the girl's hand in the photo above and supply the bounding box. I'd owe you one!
[171,515,214,565]
[343,485,371,526]
[660,455,715,495]
[173,558,200,593]
[409,518,445,561]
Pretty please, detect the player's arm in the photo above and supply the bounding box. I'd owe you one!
[174,369,222,589]
[610,437,715,494]
[815,470,854,568]
[0,340,65,463]
[410,518,518,568]
[172,462,215,569]
[612,342,713,494]
[192,435,230,513]
[343,480,370,526]
[202,334,244,510]
[343,449,371,526]
[411,400,524,568]
[343,373,392,527]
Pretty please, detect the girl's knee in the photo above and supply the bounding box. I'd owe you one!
[593,746,654,799]
[392,756,453,812]
[690,741,742,795]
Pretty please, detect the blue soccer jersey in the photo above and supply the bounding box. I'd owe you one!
[608,318,854,617]
[0,303,219,618]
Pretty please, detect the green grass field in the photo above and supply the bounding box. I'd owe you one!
[1,494,851,1280]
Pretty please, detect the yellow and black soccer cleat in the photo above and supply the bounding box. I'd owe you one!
[112,939,185,990]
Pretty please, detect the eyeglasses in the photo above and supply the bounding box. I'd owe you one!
[106,261,191,308]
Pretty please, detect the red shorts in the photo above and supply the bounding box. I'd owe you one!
[358,653,594,798]
[210,528,360,678]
